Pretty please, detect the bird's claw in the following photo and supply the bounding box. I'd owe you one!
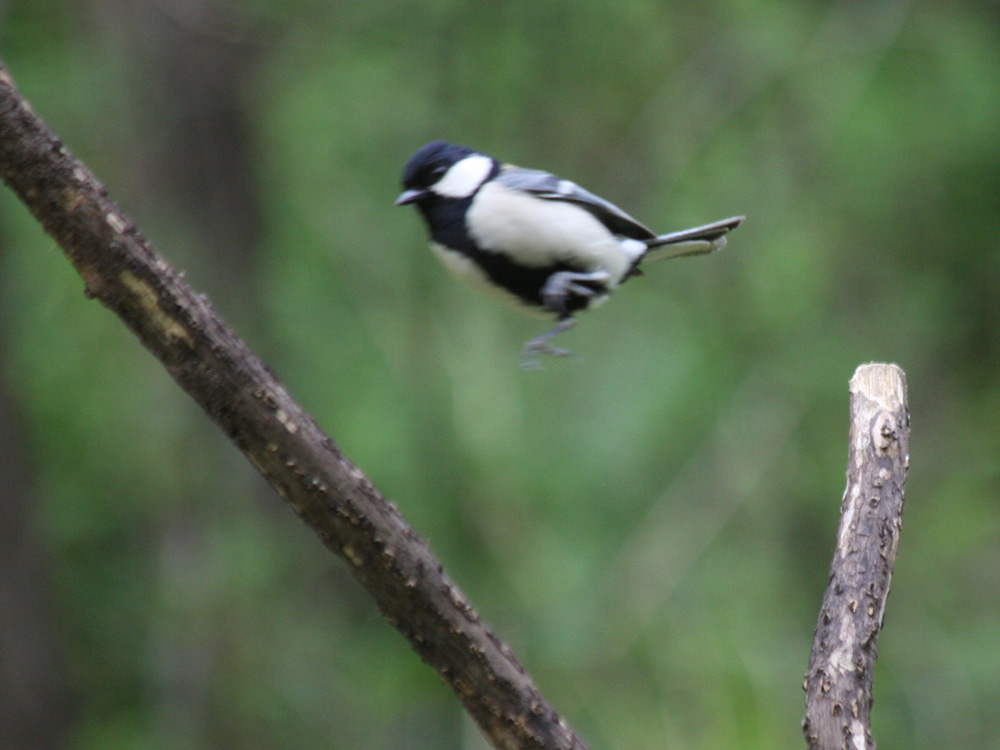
[519,341,575,371]
[519,317,578,370]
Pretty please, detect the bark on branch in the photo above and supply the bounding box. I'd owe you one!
[0,61,587,750]
[803,363,909,750]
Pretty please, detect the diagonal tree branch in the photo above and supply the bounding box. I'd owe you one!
[0,61,587,750]
[803,363,909,750]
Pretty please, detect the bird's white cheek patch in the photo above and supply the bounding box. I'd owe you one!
[433,155,494,198]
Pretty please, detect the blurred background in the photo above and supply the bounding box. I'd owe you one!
[1,1,998,748]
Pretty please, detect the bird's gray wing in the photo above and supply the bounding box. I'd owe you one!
[496,165,657,240]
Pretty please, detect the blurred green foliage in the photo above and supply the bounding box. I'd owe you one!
[1,0,999,748]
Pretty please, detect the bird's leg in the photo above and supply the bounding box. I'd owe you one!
[520,270,609,369]
[540,270,610,316]
[520,317,577,370]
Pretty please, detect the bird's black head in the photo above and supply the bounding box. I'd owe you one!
[396,140,495,206]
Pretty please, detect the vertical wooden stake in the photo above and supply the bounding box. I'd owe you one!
[803,363,909,749]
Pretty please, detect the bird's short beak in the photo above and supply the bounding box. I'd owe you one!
[395,188,427,206]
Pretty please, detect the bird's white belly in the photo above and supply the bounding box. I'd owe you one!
[466,181,632,283]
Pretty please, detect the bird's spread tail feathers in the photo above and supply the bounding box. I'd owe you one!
[642,215,745,263]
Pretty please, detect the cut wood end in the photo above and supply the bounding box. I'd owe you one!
[850,363,907,412]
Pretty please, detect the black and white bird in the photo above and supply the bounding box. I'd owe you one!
[396,140,744,367]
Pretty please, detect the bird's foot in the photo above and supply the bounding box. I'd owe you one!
[519,318,577,370]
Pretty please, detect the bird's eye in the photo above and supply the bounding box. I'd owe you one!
[430,165,447,179]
